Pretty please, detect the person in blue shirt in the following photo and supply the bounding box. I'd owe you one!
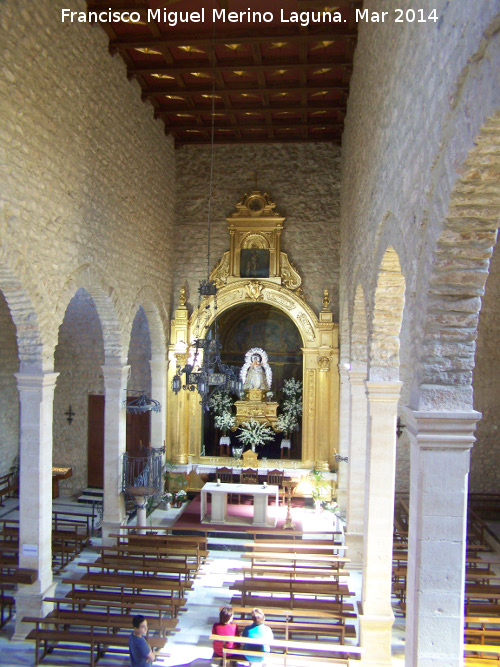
[241,608,274,663]
[129,615,156,667]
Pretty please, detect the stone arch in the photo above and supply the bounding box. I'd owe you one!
[0,263,44,372]
[414,110,500,411]
[55,264,125,364]
[169,279,338,468]
[129,286,168,360]
[369,247,406,381]
[351,284,368,372]
[188,281,323,349]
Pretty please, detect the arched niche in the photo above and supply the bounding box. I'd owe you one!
[202,302,303,459]
[167,279,339,470]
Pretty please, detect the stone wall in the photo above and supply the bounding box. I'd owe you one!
[0,293,19,478]
[0,0,174,484]
[340,0,500,491]
[174,143,340,319]
[53,289,105,495]
[128,306,153,396]
[472,242,500,493]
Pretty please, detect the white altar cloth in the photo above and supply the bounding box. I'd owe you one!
[200,482,279,527]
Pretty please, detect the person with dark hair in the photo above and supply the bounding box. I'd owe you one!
[241,608,274,663]
[212,606,239,665]
[129,615,156,667]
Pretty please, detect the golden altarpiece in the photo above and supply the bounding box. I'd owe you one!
[167,191,339,471]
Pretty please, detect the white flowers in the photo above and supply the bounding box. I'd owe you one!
[237,418,275,451]
[214,411,236,434]
[276,379,302,435]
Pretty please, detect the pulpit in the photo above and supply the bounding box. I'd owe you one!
[52,466,72,499]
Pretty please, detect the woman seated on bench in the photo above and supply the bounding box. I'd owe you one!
[242,608,274,663]
[212,606,240,665]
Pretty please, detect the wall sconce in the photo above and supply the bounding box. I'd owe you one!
[396,416,406,438]
[334,454,348,463]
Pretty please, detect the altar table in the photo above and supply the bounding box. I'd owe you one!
[200,482,279,527]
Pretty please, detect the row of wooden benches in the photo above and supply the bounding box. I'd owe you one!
[24,530,212,665]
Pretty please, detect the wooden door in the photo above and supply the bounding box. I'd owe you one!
[87,394,104,488]
[126,403,151,458]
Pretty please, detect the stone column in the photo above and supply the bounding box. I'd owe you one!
[336,366,351,514]
[359,380,402,667]
[403,409,480,667]
[14,372,59,639]
[101,363,130,545]
[149,357,167,448]
[345,369,368,568]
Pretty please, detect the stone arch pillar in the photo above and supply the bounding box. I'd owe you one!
[359,248,405,667]
[167,281,339,469]
[405,110,500,667]
[0,266,57,639]
[345,284,369,568]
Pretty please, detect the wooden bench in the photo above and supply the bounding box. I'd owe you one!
[210,633,362,666]
[91,554,198,579]
[465,615,500,643]
[108,538,208,567]
[65,588,187,618]
[24,615,168,667]
[0,473,17,506]
[41,602,179,637]
[464,643,500,665]
[229,609,357,643]
[0,582,15,628]
[231,576,354,602]
[244,541,347,555]
[231,594,355,615]
[63,572,191,597]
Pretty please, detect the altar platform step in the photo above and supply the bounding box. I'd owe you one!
[77,487,103,505]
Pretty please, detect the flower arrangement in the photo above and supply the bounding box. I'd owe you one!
[324,501,341,516]
[282,379,303,417]
[173,489,187,506]
[214,411,236,435]
[276,379,302,444]
[236,418,275,452]
[209,390,233,416]
[162,492,173,503]
[275,412,299,438]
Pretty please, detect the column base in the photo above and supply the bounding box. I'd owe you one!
[359,608,395,667]
[101,519,126,546]
[345,530,363,568]
[13,581,57,640]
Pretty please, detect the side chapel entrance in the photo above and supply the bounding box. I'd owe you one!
[167,191,339,470]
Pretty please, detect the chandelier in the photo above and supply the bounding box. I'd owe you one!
[126,390,161,415]
[171,37,242,410]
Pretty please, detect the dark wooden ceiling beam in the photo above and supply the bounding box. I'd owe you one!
[129,58,352,76]
[156,103,345,117]
[167,121,343,131]
[143,85,349,99]
[173,134,341,146]
[109,31,357,50]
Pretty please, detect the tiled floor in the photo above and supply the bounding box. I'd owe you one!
[0,497,411,666]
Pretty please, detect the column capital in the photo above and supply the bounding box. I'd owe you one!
[15,372,59,392]
[348,369,367,385]
[402,407,481,451]
[365,380,402,402]
[149,359,168,372]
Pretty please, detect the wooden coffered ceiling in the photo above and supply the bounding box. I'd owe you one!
[86,0,361,145]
